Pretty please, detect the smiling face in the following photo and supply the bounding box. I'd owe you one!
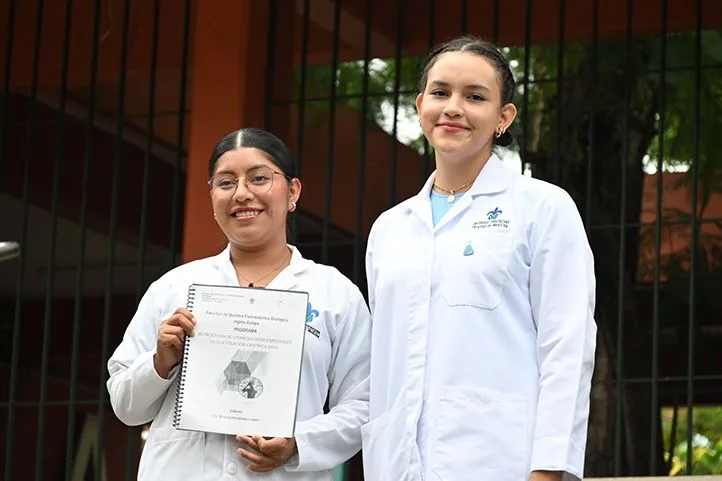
[210,147,301,250]
[416,51,517,164]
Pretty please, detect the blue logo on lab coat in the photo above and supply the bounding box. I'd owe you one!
[306,303,319,323]
[487,207,502,220]
[305,303,321,338]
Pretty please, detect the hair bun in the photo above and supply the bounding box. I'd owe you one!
[495,130,514,148]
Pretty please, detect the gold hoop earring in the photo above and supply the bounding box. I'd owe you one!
[289,201,297,212]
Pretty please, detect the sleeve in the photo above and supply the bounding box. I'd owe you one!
[106,281,178,426]
[284,286,371,472]
[528,189,598,480]
[365,222,378,315]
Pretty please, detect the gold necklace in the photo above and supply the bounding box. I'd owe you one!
[235,248,291,288]
[433,179,474,203]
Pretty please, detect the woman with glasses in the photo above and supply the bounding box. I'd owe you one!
[107,128,371,481]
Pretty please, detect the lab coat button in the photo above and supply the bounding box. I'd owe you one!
[226,462,237,474]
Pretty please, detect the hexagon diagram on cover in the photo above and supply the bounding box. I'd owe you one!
[217,349,268,399]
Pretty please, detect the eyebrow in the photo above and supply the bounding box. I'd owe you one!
[429,80,490,92]
[213,164,273,177]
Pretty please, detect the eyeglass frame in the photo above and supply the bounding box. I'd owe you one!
[208,167,293,198]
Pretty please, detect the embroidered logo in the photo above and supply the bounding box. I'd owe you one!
[473,206,510,231]
[305,302,321,338]
[487,207,502,220]
[306,303,319,323]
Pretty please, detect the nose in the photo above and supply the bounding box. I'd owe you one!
[231,178,254,202]
[442,93,463,117]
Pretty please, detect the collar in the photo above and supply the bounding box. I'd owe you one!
[212,243,309,291]
[419,152,511,198]
[408,153,512,226]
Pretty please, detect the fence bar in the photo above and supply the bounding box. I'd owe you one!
[388,0,404,207]
[614,0,634,475]
[585,0,599,229]
[4,0,45,478]
[553,0,565,185]
[97,0,133,477]
[521,0,533,174]
[169,0,193,269]
[649,0,668,473]
[320,0,341,263]
[685,0,703,473]
[352,0,373,284]
[137,0,160,319]
[122,0,162,477]
[295,0,310,181]
[491,0,500,43]
[264,0,278,130]
[65,0,103,479]
[0,0,17,182]
[421,0,436,182]
[35,0,74,479]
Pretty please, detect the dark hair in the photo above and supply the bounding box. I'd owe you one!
[208,127,296,179]
[419,35,516,147]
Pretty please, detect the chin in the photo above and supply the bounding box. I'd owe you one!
[224,226,263,246]
[434,145,474,161]
[432,137,469,152]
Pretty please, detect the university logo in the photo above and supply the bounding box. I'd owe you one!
[487,207,502,220]
[472,206,510,231]
[305,302,321,338]
[306,303,319,323]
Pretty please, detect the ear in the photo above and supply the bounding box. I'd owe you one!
[498,103,518,133]
[288,178,302,205]
[415,93,424,117]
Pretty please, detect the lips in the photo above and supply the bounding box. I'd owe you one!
[437,122,469,132]
[231,209,262,219]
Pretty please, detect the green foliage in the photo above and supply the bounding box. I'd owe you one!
[294,57,424,134]
[662,407,722,475]
[669,439,722,475]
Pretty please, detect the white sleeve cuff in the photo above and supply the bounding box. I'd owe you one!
[282,431,308,472]
[133,351,179,389]
[530,436,585,480]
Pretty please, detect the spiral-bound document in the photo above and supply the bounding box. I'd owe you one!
[173,284,309,438]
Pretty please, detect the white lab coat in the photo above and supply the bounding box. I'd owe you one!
[107,245,370,481]
[363,154,597,481]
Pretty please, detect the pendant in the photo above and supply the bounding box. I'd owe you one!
[447,194,456,203]
[463,242,474,256]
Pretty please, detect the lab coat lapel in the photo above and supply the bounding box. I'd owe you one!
[425,154,512,232]
[265,247,307,291]
[408,173,436,233]
[214,245,241,286]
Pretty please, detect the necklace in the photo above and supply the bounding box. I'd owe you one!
[234,248,292,288]
[433,179,474,203]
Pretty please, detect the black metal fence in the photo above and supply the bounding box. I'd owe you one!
[1,0,721,479]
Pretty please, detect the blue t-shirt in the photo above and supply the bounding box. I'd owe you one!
[431,190,463,226]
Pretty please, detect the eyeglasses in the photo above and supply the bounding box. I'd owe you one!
[208,166,289,199]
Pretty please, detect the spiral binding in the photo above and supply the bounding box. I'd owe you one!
[172,284,196,428]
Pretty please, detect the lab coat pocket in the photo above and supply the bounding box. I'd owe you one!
[431,386,528,481]
[137,426,205,480]
[361,406,404,481]
[441,236,512,310]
